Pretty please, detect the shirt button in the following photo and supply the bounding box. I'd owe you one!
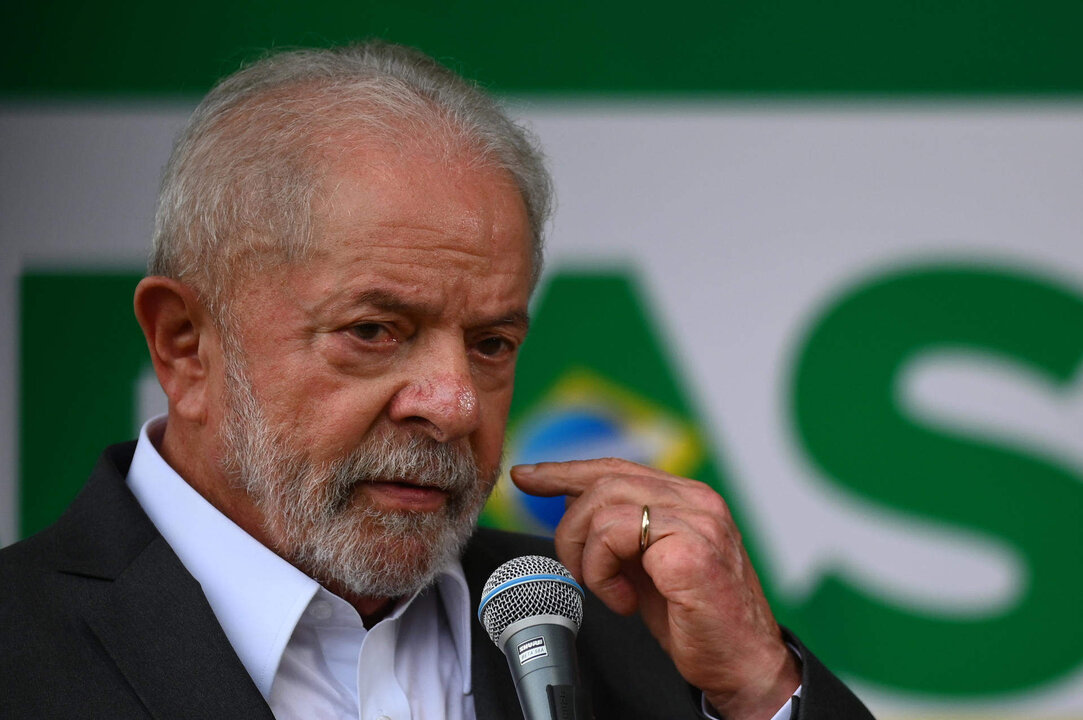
[309,600,333,620]
[376,716,392,720]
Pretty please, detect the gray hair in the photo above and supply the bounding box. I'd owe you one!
[150,41,551,316]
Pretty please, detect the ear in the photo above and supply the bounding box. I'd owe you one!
[133,276,219,424]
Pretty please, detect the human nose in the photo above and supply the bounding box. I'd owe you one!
[388,340,480,442]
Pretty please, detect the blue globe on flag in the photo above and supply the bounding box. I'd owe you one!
[481,370,703,535]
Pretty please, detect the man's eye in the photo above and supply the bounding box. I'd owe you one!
[475,336,514,358]
[350,323,393,342]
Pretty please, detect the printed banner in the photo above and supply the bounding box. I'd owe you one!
[6,104,1083,718]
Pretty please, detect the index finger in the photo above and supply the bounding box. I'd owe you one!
[510,457,660,497]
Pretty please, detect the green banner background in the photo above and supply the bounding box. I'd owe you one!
[6,1,1083,97]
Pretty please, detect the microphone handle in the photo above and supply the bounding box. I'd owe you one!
[501,622,589,720]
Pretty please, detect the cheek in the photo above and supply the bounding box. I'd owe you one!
[472,389,514,471]
[204,361,235,424]
[249,370,398,456]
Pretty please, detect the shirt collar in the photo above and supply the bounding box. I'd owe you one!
[125,415,474,699]
[431,557,474,695]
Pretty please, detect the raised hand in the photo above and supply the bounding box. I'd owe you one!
[512,458,801,720]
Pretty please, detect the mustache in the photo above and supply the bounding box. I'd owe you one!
[322,432,481,512]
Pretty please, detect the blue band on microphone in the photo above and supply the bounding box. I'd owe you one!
[477,573,585,621]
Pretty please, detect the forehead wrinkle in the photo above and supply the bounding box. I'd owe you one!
[316,189,511,264]
[363,233,507,267]
[307,220,518,276]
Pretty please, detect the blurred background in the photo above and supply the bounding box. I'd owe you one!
[3,2,1082,717]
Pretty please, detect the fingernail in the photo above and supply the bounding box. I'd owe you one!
[513,464,536,475]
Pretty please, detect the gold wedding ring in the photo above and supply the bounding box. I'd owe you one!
[639,505,651,553]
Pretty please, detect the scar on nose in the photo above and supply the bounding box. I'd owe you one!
[408,375,478,416]
[457,386,478,416]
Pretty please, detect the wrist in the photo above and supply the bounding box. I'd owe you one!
[704,643,801,720]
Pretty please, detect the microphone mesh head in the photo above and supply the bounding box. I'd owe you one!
[479,555,584,645]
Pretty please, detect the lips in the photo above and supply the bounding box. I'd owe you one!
[364,479,450,512]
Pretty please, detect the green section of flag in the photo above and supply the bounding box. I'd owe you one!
[19,272,147,537]
[6,1,1083,97]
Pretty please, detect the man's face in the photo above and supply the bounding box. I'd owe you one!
[213,140,534,598]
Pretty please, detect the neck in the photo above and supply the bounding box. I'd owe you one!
[322,579,399,628]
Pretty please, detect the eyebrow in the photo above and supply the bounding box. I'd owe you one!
[489,309,531,332]
[346,289,427,315]
[341,289,531,331]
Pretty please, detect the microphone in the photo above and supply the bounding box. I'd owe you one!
[477,555,590,720]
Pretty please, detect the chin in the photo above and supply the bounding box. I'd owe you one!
[288,496,483,598]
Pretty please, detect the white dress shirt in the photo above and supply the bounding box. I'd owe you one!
[127,416,474,720]
[125,416,795,720]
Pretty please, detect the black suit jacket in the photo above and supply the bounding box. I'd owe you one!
[1,443,873,719]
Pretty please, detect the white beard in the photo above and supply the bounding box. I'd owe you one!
[217,348,494,599]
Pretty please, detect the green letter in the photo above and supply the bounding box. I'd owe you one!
[790,265,1083,694]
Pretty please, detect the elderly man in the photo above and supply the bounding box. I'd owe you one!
[0,43,872,719]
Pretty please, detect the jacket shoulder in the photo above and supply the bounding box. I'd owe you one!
[0,442,161,716]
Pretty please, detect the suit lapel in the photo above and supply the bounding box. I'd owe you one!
[462,532,526,720]
[55,444,273,720]
[469,616,525,719]
[82,536,274,720]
